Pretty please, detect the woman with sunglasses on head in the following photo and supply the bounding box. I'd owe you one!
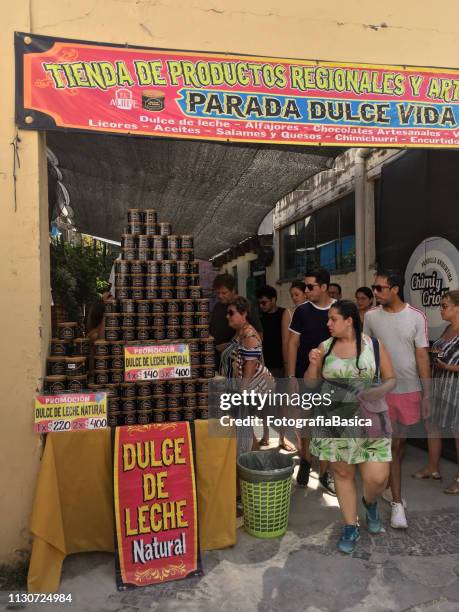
[282,281,308,367]
[220,296,274,456]
[278,281,308,452]
[305,300,396,553]
[412,290,459,493]
[355,286,374,327]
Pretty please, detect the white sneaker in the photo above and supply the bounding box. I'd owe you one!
[390,502,408,529]
[382,489,407,508]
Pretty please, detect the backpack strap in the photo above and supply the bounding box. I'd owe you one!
[370,336,381,381]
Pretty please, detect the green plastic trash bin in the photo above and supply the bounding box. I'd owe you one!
[237,450,294,538]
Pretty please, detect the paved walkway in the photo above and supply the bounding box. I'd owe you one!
[6,445,458,612]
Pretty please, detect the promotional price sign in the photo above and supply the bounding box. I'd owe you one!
[113,423,201,588]
[34,392,107,433]
[124,344,190,381]
[15,32,459,149]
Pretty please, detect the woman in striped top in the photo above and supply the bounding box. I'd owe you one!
[220,296,273,456]
[413,290,459,493]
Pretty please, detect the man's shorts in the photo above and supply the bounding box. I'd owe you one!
[386,391,422,426]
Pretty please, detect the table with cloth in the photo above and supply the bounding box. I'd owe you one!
[27,420,236,592]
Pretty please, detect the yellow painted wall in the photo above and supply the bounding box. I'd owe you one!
[0,1,51,564]
[2,0,459,563]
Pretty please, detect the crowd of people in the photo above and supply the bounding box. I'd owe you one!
[209,269,459,554]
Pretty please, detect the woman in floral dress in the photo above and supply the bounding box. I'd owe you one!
[305,300,396,553]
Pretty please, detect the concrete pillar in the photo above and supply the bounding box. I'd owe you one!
[0,11,51,562]
[354,149,371,288]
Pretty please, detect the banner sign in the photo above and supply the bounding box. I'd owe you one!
[15,32,459,149]
[124,344,190,381]
[113,423,201,588]
[34,392,107,433]
[404,236,459,340]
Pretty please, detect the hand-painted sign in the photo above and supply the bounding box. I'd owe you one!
[15,32,459,148]
[404,236,459,340]
[113,423,201,588]
[34,392,107,433]
[124,344,191,381]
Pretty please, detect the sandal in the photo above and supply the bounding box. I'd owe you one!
[411,468,442,480]
[444,476,459,495]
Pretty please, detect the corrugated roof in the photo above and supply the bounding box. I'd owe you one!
[47,132,340,259]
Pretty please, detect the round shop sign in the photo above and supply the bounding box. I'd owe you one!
[404,237,459,340]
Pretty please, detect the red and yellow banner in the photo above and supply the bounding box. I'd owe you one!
[34,392,107,433]
[15,33,459,148]
[113,423,200,588]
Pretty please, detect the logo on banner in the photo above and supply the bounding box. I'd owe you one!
[111,89,138,110]
[113,423,201,588]
[404,236,459,340]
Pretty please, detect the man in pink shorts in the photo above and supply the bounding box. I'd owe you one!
[364,270,431,529]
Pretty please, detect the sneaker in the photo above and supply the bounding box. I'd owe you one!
[382,489,407,508]
[296,458,311,487]
[362,497,383,534]
[319,471,337,496]
[390,501,408,529]
[338,525,360,554]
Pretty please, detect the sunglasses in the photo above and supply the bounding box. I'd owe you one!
[305,283,319,291]
[226,309,238,317]
[258,299,270,305]
[371,284,393,292]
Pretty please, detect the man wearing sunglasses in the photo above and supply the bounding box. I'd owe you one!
[256,285,297,451]
[364,270,431,530]
[287,268,336,493]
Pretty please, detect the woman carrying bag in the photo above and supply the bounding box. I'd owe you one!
[305,300,396,553]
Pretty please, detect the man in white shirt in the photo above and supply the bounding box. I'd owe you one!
[364,270,431,529]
